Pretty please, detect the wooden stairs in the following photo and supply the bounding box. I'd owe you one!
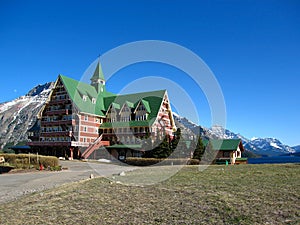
[81,135,110,159]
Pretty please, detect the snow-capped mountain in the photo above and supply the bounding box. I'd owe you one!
[0,82,53,149]
[292,145,300,152]
[0,82,297,157]
[207,125,249,143]
[244,138,295,156]
[172,113,296,156]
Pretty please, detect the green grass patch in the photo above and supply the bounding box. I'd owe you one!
[0,164,299,224]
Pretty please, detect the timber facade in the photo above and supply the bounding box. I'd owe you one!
[28,61,176,160]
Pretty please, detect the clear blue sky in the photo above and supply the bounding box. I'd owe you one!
[0,0,299,146]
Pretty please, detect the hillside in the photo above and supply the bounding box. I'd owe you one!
[0,82,297,156]
[172,113,296,156]
[0,82,53,149]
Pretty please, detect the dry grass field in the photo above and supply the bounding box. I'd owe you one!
[0,164,299,224]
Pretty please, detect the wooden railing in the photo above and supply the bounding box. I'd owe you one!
[81,134,110,159]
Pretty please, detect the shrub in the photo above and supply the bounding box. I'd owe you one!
[39,156,59,168]
[125,157,199,166]
[0,153,59,169]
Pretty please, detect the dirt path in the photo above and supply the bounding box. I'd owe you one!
[0,160,135,203]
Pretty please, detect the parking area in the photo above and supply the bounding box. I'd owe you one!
[0,160,135,203]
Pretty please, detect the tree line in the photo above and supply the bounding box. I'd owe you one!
[141,128,213,161]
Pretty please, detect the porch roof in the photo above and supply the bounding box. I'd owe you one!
[203,139,244,151]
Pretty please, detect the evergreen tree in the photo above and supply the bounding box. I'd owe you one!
[171,128,191,158]
[170,128,181,152]
[152,135,171,158]
[141,131,153,158]
[193,136,205,160]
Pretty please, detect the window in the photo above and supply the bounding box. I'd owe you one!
[92,98,96,104]
[84,127,87,132]
[132,151,141,157]
[224,151,230,157]
[139,104,145,111]
[83,95,87,101]
[84,115,88,121]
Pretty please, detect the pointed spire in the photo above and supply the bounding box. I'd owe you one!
[90,59,105,82]
[90,58,106,93]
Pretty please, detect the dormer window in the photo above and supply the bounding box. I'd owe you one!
[119,104,132,122]
[83,95,87,101]
[92,98,96,104]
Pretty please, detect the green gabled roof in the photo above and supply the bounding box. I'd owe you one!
[141,99,151,113]
[125,101,134,108]
[203,139,242,151]
[57,73,166,122]
[59,75,115,116]
[103,89,166,126]
[111,102,121,110]
[90,61,105,81]
[117,101,134,115]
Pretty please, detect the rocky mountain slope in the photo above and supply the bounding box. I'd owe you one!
[292,145,300,152]
[244,138,295,156]
[0,82,297,156]
[172,113,296,156]
[0,82,53,149]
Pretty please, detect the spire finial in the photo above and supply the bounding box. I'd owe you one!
[90,56,106,93]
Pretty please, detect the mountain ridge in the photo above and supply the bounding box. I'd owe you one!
[0,82,54,149]
[0,82,297,156]
[172,113,296,156]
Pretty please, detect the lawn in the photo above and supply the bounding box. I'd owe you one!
[0,164,299,224]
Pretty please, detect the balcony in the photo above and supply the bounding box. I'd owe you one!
[40,131,70,136]
[48,99,71,105]
[44,109,71,116]
[70,141,90,147]
[41,120,72,126]
[28,141,71,147]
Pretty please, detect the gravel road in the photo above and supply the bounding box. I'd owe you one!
[0,160,135,203]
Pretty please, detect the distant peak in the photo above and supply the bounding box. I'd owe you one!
[26,82,54,97]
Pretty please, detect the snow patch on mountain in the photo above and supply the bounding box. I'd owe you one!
[270,142,280,149]
[292,145,300,152]
[0,81,297,156]
[172,113,296,156]
[0,82,54,149]
[244,138,295,156]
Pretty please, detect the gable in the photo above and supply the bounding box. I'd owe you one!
[103,90,166,126]
[59,75,115,116]
[49,75,171,128]
[119,101,134,115]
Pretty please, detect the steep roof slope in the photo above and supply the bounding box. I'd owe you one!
[59,75,115,116]
[90,61,105,81]
[59,74,166,121]
[203,139,244,151]
[101,90,167,127]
